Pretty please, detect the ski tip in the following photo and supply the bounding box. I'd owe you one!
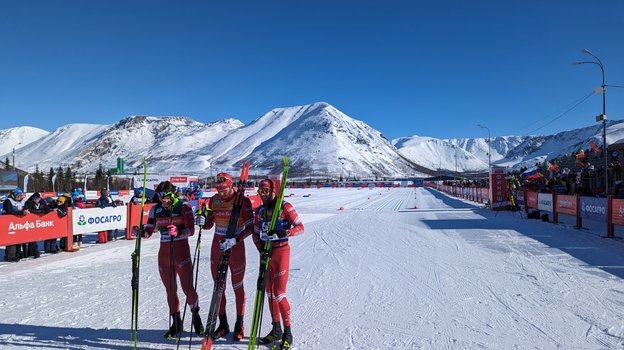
[201,337,213,350]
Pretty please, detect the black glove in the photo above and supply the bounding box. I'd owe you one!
[268,229,289,239]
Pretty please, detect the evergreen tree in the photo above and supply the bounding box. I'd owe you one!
[64,166,73,191]
[95,164,105,190]
[48,167,56,192]
[4,157,9,170]
[57,166,65,192]
[106,169,112,190]
[33,165,42,192]
[37,167,46,192]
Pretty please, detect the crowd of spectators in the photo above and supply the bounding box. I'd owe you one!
[1,187,128,263]
[441,143,624,198]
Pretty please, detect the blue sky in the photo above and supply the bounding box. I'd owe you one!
[1,1,623,141]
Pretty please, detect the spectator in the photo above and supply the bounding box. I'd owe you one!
[3,188,29,262]
[73,195,86,248]
[23,192,49,258]
[42,196,60,254]
[51,193,73,250]
[96,189,118,242]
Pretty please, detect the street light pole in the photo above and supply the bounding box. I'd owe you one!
[574,48,608,195]
[454,145,458,181]
[477,124,491,171]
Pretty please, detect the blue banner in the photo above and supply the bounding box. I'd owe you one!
[579,196,607,223]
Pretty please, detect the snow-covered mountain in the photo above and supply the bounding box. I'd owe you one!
[0,126,49,164]
[4,117,242,174]
[394,122,624,174]
[393,135,529,173]
[3,102,623,178]
[202,102,430,177]
[0,103,433,178]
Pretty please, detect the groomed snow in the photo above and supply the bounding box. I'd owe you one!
[1,187,623,349]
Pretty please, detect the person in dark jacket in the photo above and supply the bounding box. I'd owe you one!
[23,192,49,258]
[3,188,29,262]
[50,193,72,250]
[97,189,118,241]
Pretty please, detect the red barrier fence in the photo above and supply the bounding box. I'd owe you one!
[0,210,71,247]
[2,193,264,248]
[435,185,622,238]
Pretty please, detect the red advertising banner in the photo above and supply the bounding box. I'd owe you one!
[169,176,188,183]
[489,167,508,210]
[0,211,69,246]
[611,198,624,226]
[247,194,262,209]
[555,195,577,216]
[128,203,157,227]
[526,191,538,208]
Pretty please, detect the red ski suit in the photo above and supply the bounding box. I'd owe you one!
[202,192,254,317]
[253,200,304,327]
[144,201,198,315]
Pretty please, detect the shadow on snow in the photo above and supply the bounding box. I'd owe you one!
[419,188,624,279]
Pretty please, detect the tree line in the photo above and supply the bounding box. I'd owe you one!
[4,158,127,193]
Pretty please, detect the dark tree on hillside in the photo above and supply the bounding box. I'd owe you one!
[48,167,56,192]
[95,164,105,190]
[64,166,75,191]
[56,166,65,192]
[4,157,9,170]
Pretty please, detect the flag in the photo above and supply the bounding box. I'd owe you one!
[23,174,29,193]
[542,160,550,170]
[576,149,586,160]
[521,166,542,179]
[589,139,601,153]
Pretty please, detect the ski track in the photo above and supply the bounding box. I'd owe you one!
[1,187,624,349]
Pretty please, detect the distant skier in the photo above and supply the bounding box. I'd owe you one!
[143,185,204,338]
[253,179,304,350]
[195,172,254,341]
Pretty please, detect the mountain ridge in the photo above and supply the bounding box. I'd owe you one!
[2,103,623,178]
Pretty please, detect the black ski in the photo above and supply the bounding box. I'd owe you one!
[201,161,251,350]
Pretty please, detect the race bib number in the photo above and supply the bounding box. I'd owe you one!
[260,221,270,240]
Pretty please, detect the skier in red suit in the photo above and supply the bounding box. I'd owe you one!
[144,186,204,339]
[253,178,304,350]
[196,172,254,341]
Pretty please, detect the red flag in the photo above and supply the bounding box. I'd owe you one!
[589,140,601,153]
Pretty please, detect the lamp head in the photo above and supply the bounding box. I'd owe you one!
[581,48,591,54]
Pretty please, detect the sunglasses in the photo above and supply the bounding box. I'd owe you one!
[257,187,271,195]
[216,176,230,182]
[158,191,172,198]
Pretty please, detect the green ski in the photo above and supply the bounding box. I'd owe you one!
[248,156,290,350]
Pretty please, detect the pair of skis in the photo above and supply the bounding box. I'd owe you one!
[201,161,251,350]
[130,157,148,349]
[248,157,290,350]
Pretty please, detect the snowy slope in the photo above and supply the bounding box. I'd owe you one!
[394,136,489,173]
[239,103,429,177]
[0,104,435,177]
[3,117,243,174]
[12,123,111,170]
[0,126,49,165]
[1,187,623,349]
